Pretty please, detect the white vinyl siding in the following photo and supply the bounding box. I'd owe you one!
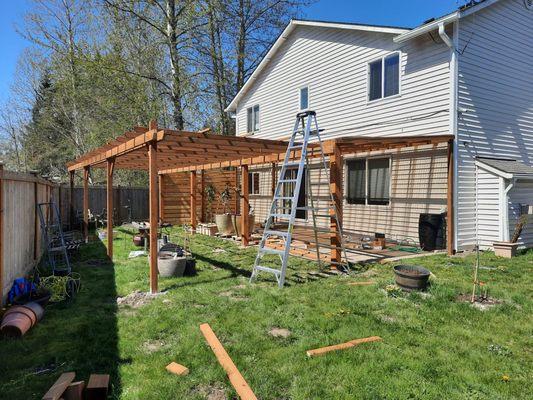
[508,181,533,247]
[475,166,501,248]
[456,0,533,249]
[235,25,450,140]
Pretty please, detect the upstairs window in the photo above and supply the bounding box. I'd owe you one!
[248,172,260,195]
[346,157,390,206]
[246,105,260,133]
[368,52,400,101]
[300,87,309,110]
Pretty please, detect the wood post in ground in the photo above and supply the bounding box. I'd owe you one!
[0,163,3,303]
[329,141,342,264]
[69,171,74,229]
[190,171,197,232]
[106,158,115,260]
[241,165,250,246]
[83,166,90,242]
[148,119,159,294]
[199,323,258,400]
[447,139,455,256]
[158,175,164,223]
[200,171,205,222]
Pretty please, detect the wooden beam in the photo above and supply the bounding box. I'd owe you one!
[271,162,277,196]
[190,171,197,231]
[447,139,455,256]
[83,166,90,242]
[200,171,205,222]
[42,371,76,400]
[199,323,258,400]
[306,336,382,357]
[106,158,115,260]
[329,141,342,264]
[148,136,158,294]
[241,165,250,246]
[69,171,74,229]
[158,175,164,222]
[0,163,3,303]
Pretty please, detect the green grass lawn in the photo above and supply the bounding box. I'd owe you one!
[1,227,532,399]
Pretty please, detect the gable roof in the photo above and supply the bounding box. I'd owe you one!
[226,0,502,112]
[476,157,533,179]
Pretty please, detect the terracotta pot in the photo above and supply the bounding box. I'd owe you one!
[1,311,33,337]
[232,215,255,237]
[5,302,44,324]
[215,214,234,236]
[133,235,145,247]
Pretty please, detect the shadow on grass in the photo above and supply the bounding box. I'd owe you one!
[0,238,124,399]
[195,253,252,278]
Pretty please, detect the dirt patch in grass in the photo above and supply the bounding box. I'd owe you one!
[117,290,166,308]
[269,327,291,338]
[456,294,503,311]
[142,340,165,354]
[192,384,226,400]
[218,289,248,301]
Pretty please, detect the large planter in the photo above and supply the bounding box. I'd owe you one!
[232,214,256,237]
[493,242,518,258]
[1,302,44,338]
[158,252,187,277]
[393,265,431,291]
[215,214,234,236]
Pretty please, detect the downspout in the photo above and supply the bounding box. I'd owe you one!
[439,21,459,252]
[502,178,516,242]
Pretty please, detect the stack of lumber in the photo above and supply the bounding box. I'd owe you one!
[41,372,109,400]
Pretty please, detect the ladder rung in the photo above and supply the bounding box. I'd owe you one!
[270,213,291,219]
[254,265,282,275]
[264,230,289,237]
[283,162,300,168]
[278,179,297,183]
[259,247,285,256]
[296,206,331,211]
[274,196,294,200]
[288,144,304,150]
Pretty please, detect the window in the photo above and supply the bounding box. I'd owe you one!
[246,105,260,133]
[248,172,260,195]
[368,53,400,101]
[300,87,309,110]
[346,157,390,206]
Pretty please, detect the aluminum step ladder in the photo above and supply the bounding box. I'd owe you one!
[37,201,71,274]
[250,111,349,288]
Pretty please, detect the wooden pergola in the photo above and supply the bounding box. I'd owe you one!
[67,121,455,293]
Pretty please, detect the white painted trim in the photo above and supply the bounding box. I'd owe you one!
[293,20,409,35]
[451,20,459,252]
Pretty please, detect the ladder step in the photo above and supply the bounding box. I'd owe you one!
[296,206,331,211]
[264,230,289,237]
[274,196,294,200]
[254,265,282,275]
[278,179,297,183]
[270,213,291,219]
[259,247,285,256]
[288,144,304,150]
[283,162,301,168]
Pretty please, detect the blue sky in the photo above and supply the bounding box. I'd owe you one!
[0,0,463,104]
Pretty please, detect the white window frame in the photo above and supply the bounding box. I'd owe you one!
[344,156,392,207]
[367,51,401,103]
[246,104,260,133]
[299,86,309,110]
[249,171,260,195]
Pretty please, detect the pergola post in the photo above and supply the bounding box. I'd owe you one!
[329,141,342,265]
[83,166,90,242]
[106,158,115,259]
[69,171,75,229]
[148,120,159,294]
[158,174,164,223]
[190,171,197,232]
[200,171,206,222]
[447,139,455,256]
[271,162,277,196]
[241,165,250,246]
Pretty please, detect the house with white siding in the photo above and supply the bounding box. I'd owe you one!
[225,0,533,251]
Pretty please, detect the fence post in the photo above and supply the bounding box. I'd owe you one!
[30,170,39,261]
[0,163,4,303]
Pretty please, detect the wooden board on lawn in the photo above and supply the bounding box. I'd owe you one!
[306,336,382,357]
[42,372,76,400]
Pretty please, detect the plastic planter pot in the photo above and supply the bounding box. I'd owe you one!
[393,265,431,291]
[158,252,187,277]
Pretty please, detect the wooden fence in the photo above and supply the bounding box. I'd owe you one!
[0,165,149,303]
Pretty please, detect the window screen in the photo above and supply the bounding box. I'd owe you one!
[346,159,366,204]
[384,54,399,97]
[368,158,390,205]
[246,107,253,132]
[300,87,309,109]
[368,59,382,101]
[253,105,260,131]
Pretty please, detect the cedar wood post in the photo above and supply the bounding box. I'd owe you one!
[447,139,455,256]
[241,165,250,246]
[106,157,115,259]
[83,166,90,242]
[329,141,342,264]
[200,171,205,222]
[158,175,164,223]
[0,163,3,303]
[271,162,276,196]
[31,171,39,260]
[69,171,75,229]
[148,120,159,294]
[190,171,197,231]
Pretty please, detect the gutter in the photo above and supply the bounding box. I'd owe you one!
[394,13,458,43]
[502,178,516,242]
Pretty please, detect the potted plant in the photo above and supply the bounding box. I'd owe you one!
[202,184,218,236]
[214,184,234,235]
[493,213,529,258]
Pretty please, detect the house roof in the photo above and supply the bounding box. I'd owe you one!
[476,157,533,179]
[226,0,502,112]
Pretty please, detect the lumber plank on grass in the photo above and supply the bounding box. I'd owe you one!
[63,381,85,400]
[199,323,258,400]
[86,374,109,400]
[348,281,374,286]
[166,362,189,376]
[306,336,382,357]
[42,372,76,400]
